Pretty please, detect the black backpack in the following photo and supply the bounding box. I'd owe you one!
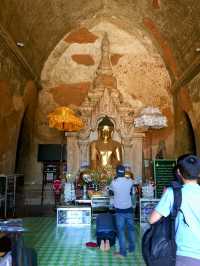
[142,181,182,266]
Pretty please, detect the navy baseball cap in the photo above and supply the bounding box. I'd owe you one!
[116,165,125,177]
[177,154,200,180]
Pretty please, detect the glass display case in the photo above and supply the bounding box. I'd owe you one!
[57,206,91,226]
[91,196,112,220]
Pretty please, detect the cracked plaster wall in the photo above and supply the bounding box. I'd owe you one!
[0,43,38,175]
[27,21,175,185]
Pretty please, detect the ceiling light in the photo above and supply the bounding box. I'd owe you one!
[16,42,24,47]
[134,106,167,129]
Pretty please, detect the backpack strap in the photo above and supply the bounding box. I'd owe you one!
[171,181,182,219]
[169,181,182,238]
[179,209,189,227]
[171,181,189,227]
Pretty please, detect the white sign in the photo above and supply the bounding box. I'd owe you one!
[57,207,91,226]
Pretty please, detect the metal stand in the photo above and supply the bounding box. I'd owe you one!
[41,161,60,206]
[0,174,22,218]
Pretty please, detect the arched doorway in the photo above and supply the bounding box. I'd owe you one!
[15,110,28,173]
[182,111,196,155]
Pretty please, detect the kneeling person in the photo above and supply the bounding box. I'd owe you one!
[96,212,116,251]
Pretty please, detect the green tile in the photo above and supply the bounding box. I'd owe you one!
[23,217,145,266]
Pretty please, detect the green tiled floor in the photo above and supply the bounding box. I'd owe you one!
[23,217,145,266]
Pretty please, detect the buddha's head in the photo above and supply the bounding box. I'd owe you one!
[98,116,114,142]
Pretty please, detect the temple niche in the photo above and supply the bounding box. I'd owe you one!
[66,33,144,179]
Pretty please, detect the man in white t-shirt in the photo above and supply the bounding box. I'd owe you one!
[150,154,200,266]
[109,165,135,258]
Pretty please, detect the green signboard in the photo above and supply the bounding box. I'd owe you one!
[153,159,176,198]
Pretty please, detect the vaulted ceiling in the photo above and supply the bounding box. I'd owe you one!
[1,0,200,177]
[1,0,200,87]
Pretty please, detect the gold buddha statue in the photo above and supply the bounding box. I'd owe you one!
[90,116,122,170]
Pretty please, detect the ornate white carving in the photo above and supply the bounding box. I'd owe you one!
[67,33,144,177]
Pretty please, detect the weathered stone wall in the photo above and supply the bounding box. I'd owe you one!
[0,42,38,176]
[0,20,199,187]
[36,21,174,174]
[173,71,200,157]
[187,73,200,154]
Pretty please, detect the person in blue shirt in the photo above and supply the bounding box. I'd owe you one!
[150,154,200,266]
[109,165,135,258]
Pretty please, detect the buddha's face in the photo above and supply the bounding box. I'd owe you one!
[98,125,113,141]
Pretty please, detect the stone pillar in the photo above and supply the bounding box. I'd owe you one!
[66,132,80,174]
[78,139,90,168]
[131,133,145,179]
[122,133,144,179]
[123,137,134,170]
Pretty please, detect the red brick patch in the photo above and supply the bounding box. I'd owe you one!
[50,82,91,106]
[72,54,95,65]
[111,54,123,66]
[65,28,98,44]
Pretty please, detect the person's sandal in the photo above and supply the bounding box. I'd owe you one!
[114,252,125,258]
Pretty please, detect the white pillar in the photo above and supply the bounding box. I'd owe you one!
[78,140,89,168]
[66,132,80,174]
[131,133,145,178]
[123,133,145,179]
